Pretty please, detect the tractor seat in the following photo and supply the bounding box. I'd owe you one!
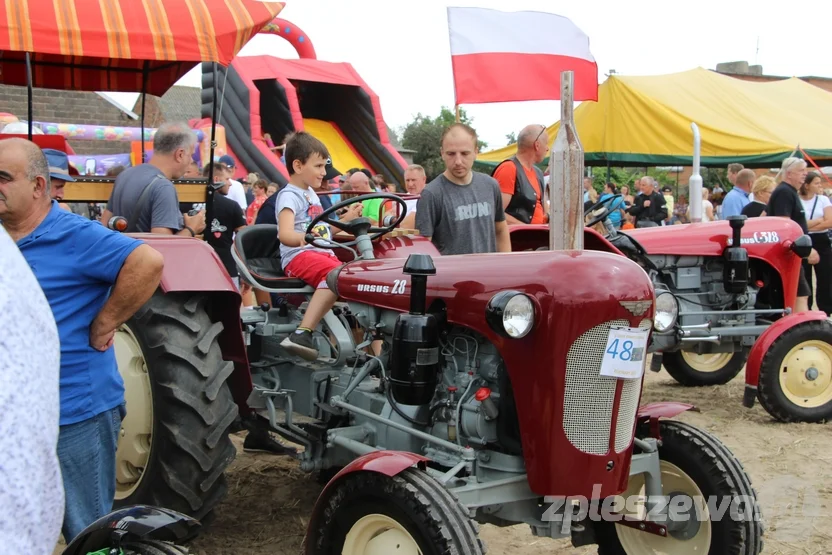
[232,225,308,290]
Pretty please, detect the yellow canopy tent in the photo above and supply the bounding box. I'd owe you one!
[477,67,832,168]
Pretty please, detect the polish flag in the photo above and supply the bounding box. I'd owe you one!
[447,7,598,104]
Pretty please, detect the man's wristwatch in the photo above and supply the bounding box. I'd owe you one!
[184,226,196,237]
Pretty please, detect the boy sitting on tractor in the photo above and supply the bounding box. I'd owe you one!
[276,132,364,360]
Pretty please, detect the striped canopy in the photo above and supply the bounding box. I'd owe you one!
[0,0,284,95]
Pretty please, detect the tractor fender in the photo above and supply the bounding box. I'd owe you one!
[636,402,699,440]
[305,450,428,552]
[326,450,428,488]
[62,505,200,555]
[743,310,828,407]
[129,234,252,410]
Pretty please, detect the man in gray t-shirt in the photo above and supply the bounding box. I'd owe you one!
[416,123,511,255]
[102,122,205,237]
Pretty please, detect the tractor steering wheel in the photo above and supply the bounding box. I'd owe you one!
[584,194,624,228]
[304,192,408,251]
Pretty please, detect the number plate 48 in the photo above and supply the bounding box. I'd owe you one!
[599,326,650,380]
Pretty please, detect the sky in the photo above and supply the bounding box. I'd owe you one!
[109,0,832,151]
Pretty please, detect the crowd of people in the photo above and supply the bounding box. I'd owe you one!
[2,116,831,551]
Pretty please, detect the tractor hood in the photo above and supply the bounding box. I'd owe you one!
[624,217,805,257]
[331,249,655,498]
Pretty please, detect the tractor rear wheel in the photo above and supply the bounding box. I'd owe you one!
[308,468,486,555]
[594,420,763,555]
[662,349,748,386]
[757,319,832,422]
[113,291,238,520]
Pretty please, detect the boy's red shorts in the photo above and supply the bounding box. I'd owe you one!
[285,250,341,289]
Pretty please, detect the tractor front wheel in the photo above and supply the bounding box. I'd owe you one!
[308,468,486,555]
[594,420,763,555]
[662,349,748,386]
[113,291,239,520]
[757,319,832,422]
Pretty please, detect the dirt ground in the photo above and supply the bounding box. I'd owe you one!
[184,367,831,555]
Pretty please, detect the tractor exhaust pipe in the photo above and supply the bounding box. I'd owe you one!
[549,71,584,251]
[689,122,703,223]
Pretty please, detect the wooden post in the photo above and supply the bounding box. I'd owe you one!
[454,105,461,123]
[549,71,584,251]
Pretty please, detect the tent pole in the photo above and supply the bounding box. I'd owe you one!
[606,161,611,182]
[25,53,33,141]
[205,62,219,236]
[141,61,148,163]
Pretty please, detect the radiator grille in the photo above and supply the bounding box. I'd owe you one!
[564,319,649,455]
[614,319,651,452]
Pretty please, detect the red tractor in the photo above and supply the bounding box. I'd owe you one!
[576,194,832,423]
[223,193,761,553]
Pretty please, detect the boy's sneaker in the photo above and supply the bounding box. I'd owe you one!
[281,328,319,361]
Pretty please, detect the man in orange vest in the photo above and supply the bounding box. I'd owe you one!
[491,124,549,225]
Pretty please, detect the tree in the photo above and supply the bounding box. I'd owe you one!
[505,132,517,146]
[401,106,489,180]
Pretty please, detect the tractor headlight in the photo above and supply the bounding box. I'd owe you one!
[486,291,535,339]
[654,292,679,333]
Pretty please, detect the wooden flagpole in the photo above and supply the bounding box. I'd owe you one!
[455,105,461,123]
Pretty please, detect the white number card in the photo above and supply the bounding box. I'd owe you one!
[600,325,650,379]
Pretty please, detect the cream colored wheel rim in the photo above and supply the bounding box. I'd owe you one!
[778,340,832,408]
[342,514,421,555]
[681,351,734,373]
[114,325,153,499]
[615,461,712,554]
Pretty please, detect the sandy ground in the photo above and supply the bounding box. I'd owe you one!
[180,368,832,555]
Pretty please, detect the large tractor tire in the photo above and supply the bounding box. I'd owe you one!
[594,420,764,555]
[113,292,239,521]
[757,319,832,422]
[307,468,486,555]
[662,349,748,386]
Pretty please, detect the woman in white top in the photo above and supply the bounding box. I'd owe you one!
[687,187,715,222]
[799,171,832,314]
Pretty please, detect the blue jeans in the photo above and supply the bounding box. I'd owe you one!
[57,404,125,542]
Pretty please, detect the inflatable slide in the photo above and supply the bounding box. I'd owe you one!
[200,18,406,187]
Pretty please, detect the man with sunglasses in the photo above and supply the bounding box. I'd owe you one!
[491,124,549,225]
[768,157,820,312]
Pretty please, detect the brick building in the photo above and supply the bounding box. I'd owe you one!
[131,85,202,128]
[0,85,141,155]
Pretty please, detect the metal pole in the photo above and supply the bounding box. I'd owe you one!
[25,53,33,141]
[549,71,584,251]
[689,122,703,223]
[204,62,219,232]
[141,61,148,162]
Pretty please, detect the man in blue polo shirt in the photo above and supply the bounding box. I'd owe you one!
[722,168,754,218]
[0,138,164,541]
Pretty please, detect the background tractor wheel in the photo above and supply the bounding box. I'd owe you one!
[594,420,763,555]
[662,349,748,386]
[113,292,238,521]
[308,468,486,555]
[122,540,190,554]
[757,319,832,422]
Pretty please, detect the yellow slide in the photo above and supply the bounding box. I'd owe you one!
[302,118,366,174]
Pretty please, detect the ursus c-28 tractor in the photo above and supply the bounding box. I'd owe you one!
[212,191,762,554]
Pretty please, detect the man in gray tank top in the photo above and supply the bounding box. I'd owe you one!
[416,123,511,255]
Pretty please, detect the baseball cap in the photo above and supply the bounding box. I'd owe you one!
[662,186,672,193]
[324,158,342,181]
[42,149,75,182]
[218,154,236,168]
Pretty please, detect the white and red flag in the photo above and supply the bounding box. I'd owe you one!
[447,7,598,104]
